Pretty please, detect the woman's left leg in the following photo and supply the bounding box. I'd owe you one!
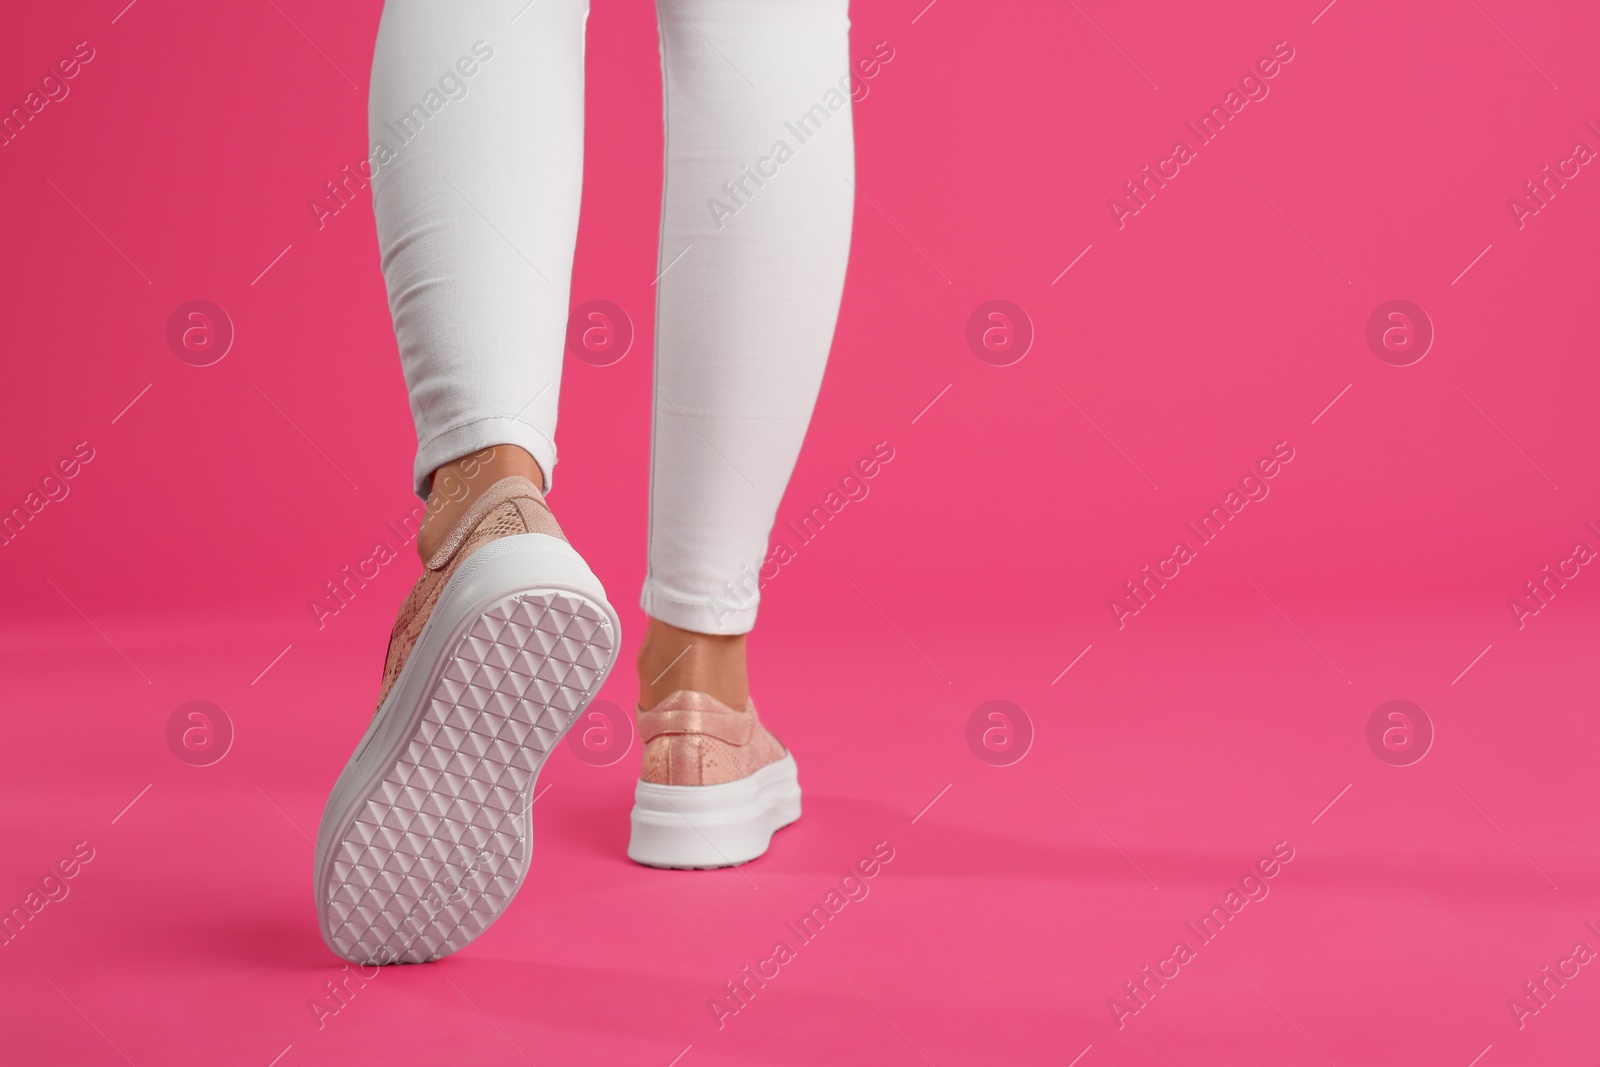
[629,0,856,868]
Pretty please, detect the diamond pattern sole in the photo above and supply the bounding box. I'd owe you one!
[319,589,615,964]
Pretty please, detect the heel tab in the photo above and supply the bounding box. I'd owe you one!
[426,476,556,570]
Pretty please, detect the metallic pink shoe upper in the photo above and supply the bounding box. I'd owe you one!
[374,476,562,715]
[637,691,787,786]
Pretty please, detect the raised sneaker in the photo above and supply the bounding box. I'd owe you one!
[314,476,620,963]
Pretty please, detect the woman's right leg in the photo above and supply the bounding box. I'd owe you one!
[314,0,622,966]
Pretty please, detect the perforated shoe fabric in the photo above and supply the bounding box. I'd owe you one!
[637,691,788,787]
[375,476,563,715]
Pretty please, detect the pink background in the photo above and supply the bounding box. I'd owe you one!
[4,0,1600,1063]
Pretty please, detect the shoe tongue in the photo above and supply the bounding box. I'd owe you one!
[424,475,548,570]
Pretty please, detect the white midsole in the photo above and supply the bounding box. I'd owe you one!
[627,755,801,869]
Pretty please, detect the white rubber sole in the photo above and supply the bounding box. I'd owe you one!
[314,533,619,964]
[627,754,801,869]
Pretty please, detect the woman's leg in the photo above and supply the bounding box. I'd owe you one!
[369,0,587,509]
[626,0,854,869]
[316,0,623,964]
[637,0,855,706]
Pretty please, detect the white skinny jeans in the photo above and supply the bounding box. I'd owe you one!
[368,0,854,634]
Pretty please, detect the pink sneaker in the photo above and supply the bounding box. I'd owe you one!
[626,691,801,868]
[314,476,620,964]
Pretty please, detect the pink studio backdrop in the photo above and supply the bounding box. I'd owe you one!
[4,0,1600,1064]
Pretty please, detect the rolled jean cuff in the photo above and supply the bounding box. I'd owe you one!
[640,578,758,636]
[412,417,558,501]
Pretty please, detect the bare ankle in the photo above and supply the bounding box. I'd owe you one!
[417,445,546,562]
[637,618,749,709]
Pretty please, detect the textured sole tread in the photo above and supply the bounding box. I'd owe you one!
[320,589,615,964]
